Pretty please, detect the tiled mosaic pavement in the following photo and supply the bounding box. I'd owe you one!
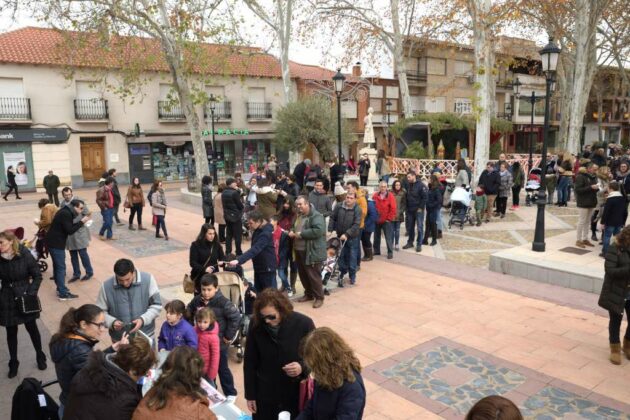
[364,337,630,419]
[87,212,188,257]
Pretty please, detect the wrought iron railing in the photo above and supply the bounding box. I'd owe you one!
[74,98,109,120]
[204,101,232,120]
[158,101,186,120]
[0,97,31,120]
[246,102,272,119]
[390,156,542,178]
[406,70,428,82]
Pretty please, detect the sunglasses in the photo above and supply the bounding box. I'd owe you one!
[89,321,107,329]
[261,314,277,321]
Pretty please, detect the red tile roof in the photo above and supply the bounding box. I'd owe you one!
[289,61,337,80]
[0,27,285,78]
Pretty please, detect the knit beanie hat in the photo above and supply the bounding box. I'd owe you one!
[334,182,346,197]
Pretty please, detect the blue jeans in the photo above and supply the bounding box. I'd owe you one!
[99,207,113,238]
[70,248,94,277]
[392,221,401,246]
[405,210,424,246]
[219,344,237,396]
[339,236,359,282]
[278,260,297,291]
[557,176,570,204]
[603,226,622,254]
[374,222,394,255]
[155,215,168,236]
[49,247,69,296]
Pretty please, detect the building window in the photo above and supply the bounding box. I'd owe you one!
[341,100,358,119]
[426,96,446,112]
[411,96,426,114]
[369,85,383,98]
[369,99,382,112]
[518,97,545,117]
[454,98,472,114]
[455,60,473,76]
[427,58,446,75]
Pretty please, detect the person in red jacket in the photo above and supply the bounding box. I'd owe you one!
[194,307,220,386]
[372,180,397,259]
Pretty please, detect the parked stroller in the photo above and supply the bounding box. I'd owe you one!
[32,229,50,272]
[215,271,247,362]
[525,168,542,206]
[448,186,474,230]
[323,237,345,289]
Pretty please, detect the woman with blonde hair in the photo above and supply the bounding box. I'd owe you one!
[297,327,366,420]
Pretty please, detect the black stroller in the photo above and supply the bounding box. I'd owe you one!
[323,237,346,289]
[447,186,474,230]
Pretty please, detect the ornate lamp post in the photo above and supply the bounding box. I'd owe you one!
[532,38,561,252]
[333,69,346,165]
[385,99,392,152]
[208,93,218,185]
[513,77,545,175]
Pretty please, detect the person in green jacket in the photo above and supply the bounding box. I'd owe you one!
[289,195,327,309]
[473,184,488,227]
[43,170,61,206]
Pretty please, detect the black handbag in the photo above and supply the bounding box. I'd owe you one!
[16,294,42,315]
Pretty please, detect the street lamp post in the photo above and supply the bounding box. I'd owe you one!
[532,38,561,252]
[208,93,218,185]
[332,69,346,165]
[513,77,546,174]
[385,99,392,152]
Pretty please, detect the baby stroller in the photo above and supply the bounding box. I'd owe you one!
[448,186,474,230]
[525,168,542,206]
[215,271,247,362]
[32,229,49,272]
[323,237,345,289]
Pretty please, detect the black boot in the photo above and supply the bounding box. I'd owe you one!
[361,247,373,262]
[8,360,18,378]
[290,270,297,290]
[36,351,47,370]
[430,223,438,246]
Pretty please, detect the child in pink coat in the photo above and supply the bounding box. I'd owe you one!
[195,307,220,386]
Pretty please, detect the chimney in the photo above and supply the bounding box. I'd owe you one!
[352,61,362,77]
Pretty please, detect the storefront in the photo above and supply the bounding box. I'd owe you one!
[0,128,69,192]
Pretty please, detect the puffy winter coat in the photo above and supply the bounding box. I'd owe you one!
[0,245,42,327]
[363,199,378,233]
[405,180,428,212]
[63,351,141,420]
[237,223,277,274]
[574,168,598,208]
[392,190,406,222]
[186,290,241,341]
[599,241,630,315]
[196,323,220,380]
[328,203,361,239]
[372,191,397,224]
[201,184,213,219]
[221,187,244,223]
[601,192,628,227]
[158,318,198,351]
[296,371,366,420]
[49,331,99,405]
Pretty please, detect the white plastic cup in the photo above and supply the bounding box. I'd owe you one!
[278,411,291,420]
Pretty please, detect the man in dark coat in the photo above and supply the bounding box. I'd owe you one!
[230,210,277,291]
[222,177,244,255]
[43,170,61,206]
[107,168,124,225]
[574,163,599,248]
[478,162,501,222]
[403,170,427,252]
[328,191,361,285]
[293,158,311,191]
[47,200,89,300]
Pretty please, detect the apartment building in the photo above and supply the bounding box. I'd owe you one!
[0,27,295,190]
[583,66,630,145]
[399,36,551,156]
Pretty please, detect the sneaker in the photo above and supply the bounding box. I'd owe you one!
[415,246,422,252]
[226,396,237,404]
[58,292,79,301]
[575,240,586,249]
[583,240,595,247]
[287,289,294,297]
[394,245,400,251]
[591,234,598,241]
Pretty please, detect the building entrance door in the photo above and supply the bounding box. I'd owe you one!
[80,138,105,181]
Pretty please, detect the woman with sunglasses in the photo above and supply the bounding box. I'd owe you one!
[244,288,315,420]
[50,304,129,419]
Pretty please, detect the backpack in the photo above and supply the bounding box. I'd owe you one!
[11,378,59,420]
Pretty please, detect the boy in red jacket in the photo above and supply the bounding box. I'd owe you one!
[195,307,220,387]
[372,180,397,259]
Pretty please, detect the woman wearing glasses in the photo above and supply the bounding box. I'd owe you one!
[50,304,129,419]
[244,288,315,420]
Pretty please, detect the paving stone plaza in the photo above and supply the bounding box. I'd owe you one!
[1,185,629,419]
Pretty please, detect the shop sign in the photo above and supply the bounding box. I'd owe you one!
[0,128,69,142]
[201,128,250,136]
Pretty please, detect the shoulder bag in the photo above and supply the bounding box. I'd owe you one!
[183,247,214,294]
[9,281,42,315]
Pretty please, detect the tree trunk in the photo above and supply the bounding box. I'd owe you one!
[470,0,495,181]
[597,89,603,143]
[565,0,600,154]
[556,57,574,151]
[390,0,413,117]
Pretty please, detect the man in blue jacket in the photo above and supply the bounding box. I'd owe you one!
[403,170,428,252]
[229,210,277,291]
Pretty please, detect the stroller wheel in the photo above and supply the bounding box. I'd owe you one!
[38,260,48,272]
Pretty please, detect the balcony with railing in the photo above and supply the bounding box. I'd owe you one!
[74,98,109,120]
[204,101,232,120]
[158,100,186,120]
[0,97,31,121]
[246,102,272,120]
[405,70,428,83]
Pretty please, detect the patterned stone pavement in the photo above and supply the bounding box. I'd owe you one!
[2,185,626,420]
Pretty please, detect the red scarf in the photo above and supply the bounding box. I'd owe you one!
[272,226,283,264]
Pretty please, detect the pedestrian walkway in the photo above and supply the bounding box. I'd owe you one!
[1,187,627,419]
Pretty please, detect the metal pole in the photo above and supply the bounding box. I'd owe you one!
[337,94,342,165]
[211,108,218,186]
[528,91,535,173]
[532,75,552,252]
[387,111,391,153]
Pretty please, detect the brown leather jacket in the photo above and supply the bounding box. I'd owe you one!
[126,186,145,206]
[96,186,113,210]
[132,390,217,420]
